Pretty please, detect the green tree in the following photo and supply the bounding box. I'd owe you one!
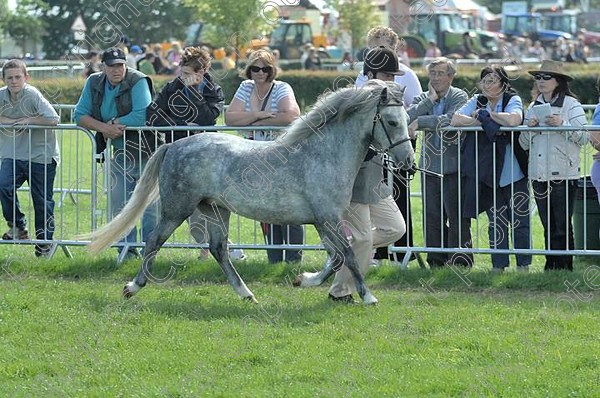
[326,0,380,53]
[6,0,47,57]
[0,0,9,55]
[27,0,196,60]
[183,0,278,60]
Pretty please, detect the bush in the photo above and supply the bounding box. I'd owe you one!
[30,67,600,112]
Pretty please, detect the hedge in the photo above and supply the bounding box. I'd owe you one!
[29,67,600,114]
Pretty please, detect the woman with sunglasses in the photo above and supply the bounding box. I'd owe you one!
[225,49,303,264]
[519,60,588,271]
[451,66,531,272]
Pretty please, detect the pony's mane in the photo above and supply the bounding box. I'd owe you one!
[279,80,404,145]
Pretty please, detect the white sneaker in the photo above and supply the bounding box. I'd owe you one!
[229,248,247,261]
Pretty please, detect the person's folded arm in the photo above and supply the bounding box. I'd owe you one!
[224,97,265,126]
[451,113,481,127]
[251,94,300,126]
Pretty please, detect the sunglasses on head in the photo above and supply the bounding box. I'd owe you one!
[250,66,272,73]
[534,73,554,81]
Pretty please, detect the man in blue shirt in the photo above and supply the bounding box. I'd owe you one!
[74,47,160,262]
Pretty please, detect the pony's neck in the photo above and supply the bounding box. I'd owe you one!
[304,112,373,168]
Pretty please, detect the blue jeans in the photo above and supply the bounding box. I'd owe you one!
[486,178,532,268]
[0,159,56,241]
[110,152,158,252]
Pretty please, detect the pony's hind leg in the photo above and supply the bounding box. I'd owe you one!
[124,217,187,298]
[200,204,257,303]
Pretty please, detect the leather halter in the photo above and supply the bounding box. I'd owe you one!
[370,102,411,152]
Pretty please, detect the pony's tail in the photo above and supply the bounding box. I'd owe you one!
[88,144,170,254]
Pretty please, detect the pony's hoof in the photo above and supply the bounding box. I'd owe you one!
[362,292,378,305]
[293,272,320,288]
[292,275,303,287]
[123,282,141,299]
[243,295,258,304]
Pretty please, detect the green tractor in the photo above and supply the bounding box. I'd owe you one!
[401,11,498,58]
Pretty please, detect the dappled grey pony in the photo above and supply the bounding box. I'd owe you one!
[89,80,414,304]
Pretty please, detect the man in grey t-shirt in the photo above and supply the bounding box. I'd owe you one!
[0,59,60,257]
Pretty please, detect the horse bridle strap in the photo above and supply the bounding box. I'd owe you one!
[371,103,411,152]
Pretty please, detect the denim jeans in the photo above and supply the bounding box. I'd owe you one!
[486,178,532,268]
[0,158,56,240]
[110,151,158,252]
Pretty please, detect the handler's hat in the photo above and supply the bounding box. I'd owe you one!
[364,47,405,76]
[101,47,127,66]
[528,60,573,81]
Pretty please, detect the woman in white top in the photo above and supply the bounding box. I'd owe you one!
[225,49,304,264]
[519,60,588,271]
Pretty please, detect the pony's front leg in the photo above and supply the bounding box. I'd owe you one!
[342,249,378,305]
[294,223,378,305]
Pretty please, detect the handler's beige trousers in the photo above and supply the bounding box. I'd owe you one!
[329,195,406,297]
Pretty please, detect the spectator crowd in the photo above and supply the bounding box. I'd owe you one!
[2,26,600,305]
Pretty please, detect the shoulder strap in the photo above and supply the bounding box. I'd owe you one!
[260,83,275,111]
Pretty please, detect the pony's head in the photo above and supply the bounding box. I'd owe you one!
[366,80,415,170]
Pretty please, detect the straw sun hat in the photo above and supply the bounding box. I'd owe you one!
[527,60,573,81]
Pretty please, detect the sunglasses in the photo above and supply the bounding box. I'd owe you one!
[250,66,272,74]
[534,73,555,81]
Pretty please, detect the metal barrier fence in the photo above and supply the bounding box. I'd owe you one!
[0,124,98,258]
[2,122,600,269]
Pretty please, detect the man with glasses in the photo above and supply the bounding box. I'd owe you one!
[406,57,471,268]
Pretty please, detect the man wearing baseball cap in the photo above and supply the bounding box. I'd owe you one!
[74,46,161,262]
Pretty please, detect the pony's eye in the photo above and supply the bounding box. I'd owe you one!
[388,120,398,127]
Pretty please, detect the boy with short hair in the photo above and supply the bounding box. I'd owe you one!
[0,59,60,257]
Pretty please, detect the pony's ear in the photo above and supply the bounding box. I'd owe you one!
[380,87,389,105]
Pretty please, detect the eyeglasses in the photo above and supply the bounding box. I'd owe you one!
[479,78,500,86]
[534,74,554,81]
[250,66,272,74]
[428,70,450,77]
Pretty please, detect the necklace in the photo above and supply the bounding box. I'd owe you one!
[255,83,272,102]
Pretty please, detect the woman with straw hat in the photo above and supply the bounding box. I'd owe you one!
[519,60,589,271]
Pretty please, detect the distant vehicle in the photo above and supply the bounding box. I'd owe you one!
[502,13,572,43]
[401,11,498,58]
[268,19,328,60]
[542,9,600,47]
[184,22,269,60]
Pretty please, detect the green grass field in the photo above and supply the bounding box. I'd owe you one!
[0,252,599,397]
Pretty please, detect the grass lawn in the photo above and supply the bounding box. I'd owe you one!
[0,250,599,397]
[1,116,600,396]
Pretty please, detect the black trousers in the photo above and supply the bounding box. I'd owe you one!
[532,180,576,271]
